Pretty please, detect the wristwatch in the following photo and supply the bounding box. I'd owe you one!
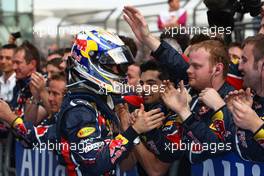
[133,136,141,145]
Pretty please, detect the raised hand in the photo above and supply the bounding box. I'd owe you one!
[30,72,47,100]
[132,104,165,134]
[161,80,191,121]
[226,88,253,112]
[230,99,263,133]
[123,6,160,51]
[199,88,225,111]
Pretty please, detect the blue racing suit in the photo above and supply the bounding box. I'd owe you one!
[11,90,139,176]
[151,41,189,85]
[143,83,235,163]
[147,41,236,163]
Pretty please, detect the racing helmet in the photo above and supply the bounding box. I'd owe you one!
[68,29,134,95]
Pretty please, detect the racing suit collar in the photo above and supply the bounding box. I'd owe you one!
[217,82,235,97]
[254,95,264,103]
[145,102,169,115]
[65,90,120,126]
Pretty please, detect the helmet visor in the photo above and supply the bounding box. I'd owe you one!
[99,45,134,65]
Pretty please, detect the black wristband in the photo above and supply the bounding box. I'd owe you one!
[253,123,264,137]
[122,126,139,142]
[182,113,196,129]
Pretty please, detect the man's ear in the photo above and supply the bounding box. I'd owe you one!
[30,59,37,68]
[257,59,264,72]
[213,63,224,76]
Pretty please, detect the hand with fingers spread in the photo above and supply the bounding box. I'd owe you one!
[230,99,263,133]
[0,100,17,125]
[123,6,160,51]
[115,103,131,131]
[198,88,225,111]
[132,104,165,134]
[161,80,191,121]
[30,72,47,100]
[225,88,253,112]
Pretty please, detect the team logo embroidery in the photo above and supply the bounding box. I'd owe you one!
[209,111,230,140]
[36,126,49,137]
[115,134,128,145]
[162,115,183,145]
[109,134,128,163]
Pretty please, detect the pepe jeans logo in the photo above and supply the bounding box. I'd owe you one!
[77,127,96,138]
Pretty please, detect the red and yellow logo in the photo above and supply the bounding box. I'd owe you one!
[209,111,226,140]
[80,40,98,58]
[77,127,96,138]
[115,134,128,145]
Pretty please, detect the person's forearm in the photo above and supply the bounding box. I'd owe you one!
[134,143,170,176]
[36,106,49,124]
[119,152,137,171]
[40,90,52,115]
[144,34,161,52]
[24,102,39,124]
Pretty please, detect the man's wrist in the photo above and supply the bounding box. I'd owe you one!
[213,101,226,111]
[8,113,19,126]
[179,109,192,121]
[250,118,264,134]
[132,125,141,134]
[145,34,160,52]
[121,124,129,132]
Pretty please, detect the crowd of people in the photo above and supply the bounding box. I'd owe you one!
[0,2,263,176]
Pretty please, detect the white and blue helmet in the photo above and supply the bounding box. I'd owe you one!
[68,29,134,94]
